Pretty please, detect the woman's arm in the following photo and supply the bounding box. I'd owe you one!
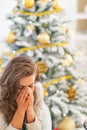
[10,108,25,129]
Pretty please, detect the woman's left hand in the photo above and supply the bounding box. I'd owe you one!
[25,88,36,123]
[27,87,34,107]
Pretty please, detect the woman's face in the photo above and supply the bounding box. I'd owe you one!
[17,73,36,95]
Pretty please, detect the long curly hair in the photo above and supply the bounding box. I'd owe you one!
[0,55,39,124]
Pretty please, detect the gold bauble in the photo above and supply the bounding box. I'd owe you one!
[53,0,62,10]
[27,24,35,31]
[23,0,35,8]
[0,58,3,64]
[58,116,76,130]
[40,0,48,4]
[53,4,62,10]
[77,78,84,85]
[44,89,48,97]
[66,29,70,34]
[61,54,73,67]
[37,32,50,45]
[6,32,16,44]
[66,87,77,101]
[61,26,70,34]
[61,59,70,67]
[37,61,48,75]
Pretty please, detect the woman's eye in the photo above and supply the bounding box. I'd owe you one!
[29,85,33,88]
[29,83,35,88]
[18,86,24,89]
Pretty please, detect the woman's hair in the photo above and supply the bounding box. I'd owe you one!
[0,55,39,124]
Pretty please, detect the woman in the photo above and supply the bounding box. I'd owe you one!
[0,55,44,130]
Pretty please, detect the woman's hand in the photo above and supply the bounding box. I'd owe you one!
[27,87,34,107]
[16,88,29,112]
[11,88,30,129]
[24,88,35,123]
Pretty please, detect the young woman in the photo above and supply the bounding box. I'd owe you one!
[0,56,45,130]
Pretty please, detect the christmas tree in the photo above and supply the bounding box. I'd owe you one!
[1,0,87,129]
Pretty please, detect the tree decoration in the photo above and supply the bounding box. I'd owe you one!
[61,54,73,67]
[77,78,84,85]
[37,32,50,45]
[36,61,48,75]
[53,0,62,10]
[40,0,48,4]
[23,0,35,9]
[26,24,35,31]
[66,87,77,101]
[61,25,70,34]
[66,28,70,34]
[58,116,76,130]
[0,58,3,65]
[6,32,16,44]
[44,89,48,97]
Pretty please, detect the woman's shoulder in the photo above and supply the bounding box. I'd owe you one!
[35,82,43,91]
[34,82,44,99]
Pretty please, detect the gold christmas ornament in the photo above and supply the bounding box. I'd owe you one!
[27,24,35,31]
[37,61,48,75]
[44,89,48,97]
[53,4,62,10]
[37,32,50,44]
[61,26,70,34]
[0,58,3,64]
[77,78,84,85]
[53,0,62,10]
[66,28,70,34]
[61,54,73,67]
[58,116,76,130]
[66,54,73,62]
[40,0,48,4]
[61,59,70,67]
[66,87,77,101]
[6,32,16,44]
[23,0,35,9]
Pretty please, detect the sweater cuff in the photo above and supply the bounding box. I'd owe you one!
[25,117,41,130]
[7,124,19,130]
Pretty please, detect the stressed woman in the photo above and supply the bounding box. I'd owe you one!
[0,56,44,130]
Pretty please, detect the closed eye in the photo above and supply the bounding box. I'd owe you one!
[18,86,24,89]
[29,85,34,88]
[28,82,35,88]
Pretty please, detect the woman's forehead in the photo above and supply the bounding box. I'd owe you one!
[18,74,36,85]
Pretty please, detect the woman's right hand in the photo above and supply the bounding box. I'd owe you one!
[16,88,29,112]
[10,88,29,129]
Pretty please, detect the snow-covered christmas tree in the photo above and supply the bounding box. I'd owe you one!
[1,0,87,129]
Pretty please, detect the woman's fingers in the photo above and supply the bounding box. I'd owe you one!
[16,89,28,104]
[16,87,34,109]
[27,94,34,106]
